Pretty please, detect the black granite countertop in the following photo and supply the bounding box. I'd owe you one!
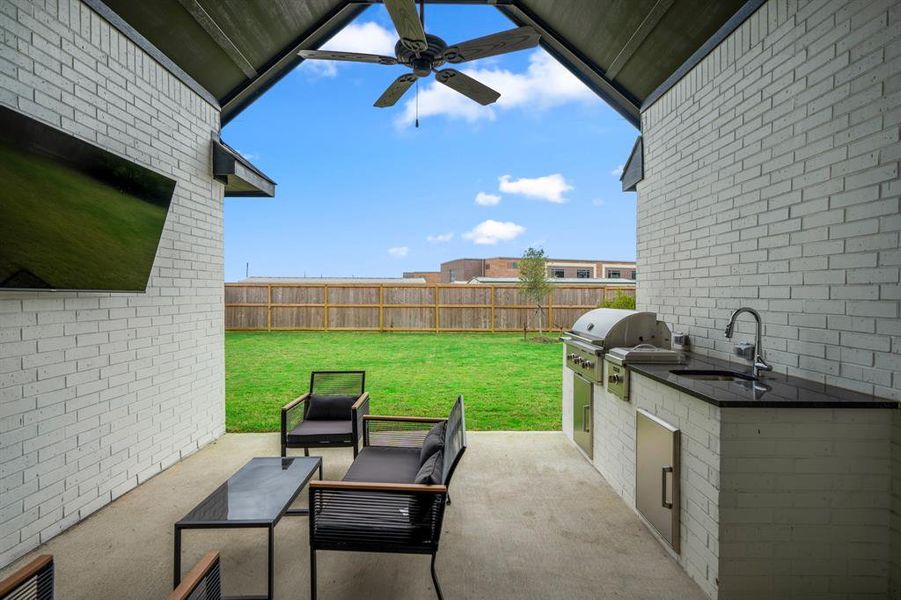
[628,354,899,409]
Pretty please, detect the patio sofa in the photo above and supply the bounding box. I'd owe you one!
[308,396,467,600]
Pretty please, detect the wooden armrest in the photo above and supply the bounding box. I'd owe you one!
[310,480,447,494]
[282,392,310,412]
[363,415,446,424]
[351,392,370,410]
[0,555,53,597]
[169,552,219,600]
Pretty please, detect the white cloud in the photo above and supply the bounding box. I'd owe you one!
[426,232,453,243]
[498,173,573,203]
[474,192,501,206]
[301,22,396,77]
[388,246,409,258]
[611,164,624,177]
[397,50,596,126]
[462,220,525,245]
[592,198,605,207]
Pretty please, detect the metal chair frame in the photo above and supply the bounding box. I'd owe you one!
[280,370,369,458]
[308,397,466,600]
[0,555,54,600]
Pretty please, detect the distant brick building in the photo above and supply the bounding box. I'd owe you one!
[418,257,636,283]
[401,271,443,285]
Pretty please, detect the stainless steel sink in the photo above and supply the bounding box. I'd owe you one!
[669,369,756,382]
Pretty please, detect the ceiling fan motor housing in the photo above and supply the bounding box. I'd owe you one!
[395,34,447,77]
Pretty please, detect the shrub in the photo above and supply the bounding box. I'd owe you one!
[600,293,636,310]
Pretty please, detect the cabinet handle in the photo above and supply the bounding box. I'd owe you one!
[661,465,673,509]
[582,404,590,433]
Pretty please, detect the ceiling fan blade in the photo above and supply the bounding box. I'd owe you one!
[435,69,500,106]
[443,26,540,64]
[374,73,417,108]
[298,49,397,65]
[384,0,427,53]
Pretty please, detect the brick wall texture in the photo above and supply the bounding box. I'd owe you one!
[0,0,225,568]
[720,407,894,599]
[636,0,901,596]
[637,0,901,401]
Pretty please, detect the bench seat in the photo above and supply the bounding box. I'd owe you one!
[342,446,421,484]
[287,419,353,445]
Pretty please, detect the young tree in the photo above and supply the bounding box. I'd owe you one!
[518,247,552,333]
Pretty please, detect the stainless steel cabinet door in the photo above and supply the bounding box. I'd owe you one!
[572,374,593,458]
[635,409,680,553]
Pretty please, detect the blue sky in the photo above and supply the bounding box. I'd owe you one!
[222,4,639,281]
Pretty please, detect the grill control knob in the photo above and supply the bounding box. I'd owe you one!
[583,361,594,369]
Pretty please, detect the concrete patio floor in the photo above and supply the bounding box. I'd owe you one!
[0,432,707,600]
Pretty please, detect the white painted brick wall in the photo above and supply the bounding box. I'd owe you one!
[720,407,893,599]
[631,374,722,599]
[0,0,225,568]
[637,0,901,401]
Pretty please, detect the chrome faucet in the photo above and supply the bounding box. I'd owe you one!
[724,307,773,379]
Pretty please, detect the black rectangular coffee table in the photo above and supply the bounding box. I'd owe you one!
[174,456,322,600]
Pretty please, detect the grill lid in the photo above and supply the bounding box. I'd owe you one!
[568,308,670,350]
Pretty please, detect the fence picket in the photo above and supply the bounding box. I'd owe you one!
[224,283,635,332]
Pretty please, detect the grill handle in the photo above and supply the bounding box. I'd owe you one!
[582,405,590,433]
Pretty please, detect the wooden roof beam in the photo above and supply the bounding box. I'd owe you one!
[605,0,674,80]
[175,0,257,78]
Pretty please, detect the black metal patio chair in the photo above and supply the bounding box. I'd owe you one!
[308,396,467,600]
[280,370,369,458]
[168,552,221,600]
[0,555,54,600]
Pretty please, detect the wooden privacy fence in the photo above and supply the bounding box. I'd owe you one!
[225,283,636,332]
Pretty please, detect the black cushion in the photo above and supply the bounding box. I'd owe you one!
[414,450,444,485]
[419,421,446,465]
[305,394,358,420]
[286,419,353,445]
[342,446,421,484]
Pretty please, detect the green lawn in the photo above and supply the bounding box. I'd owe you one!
[226,332,562,431]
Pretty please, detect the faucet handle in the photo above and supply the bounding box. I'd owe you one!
[733,342,755,360]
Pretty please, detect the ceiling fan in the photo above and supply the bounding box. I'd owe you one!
[298,0,540,109]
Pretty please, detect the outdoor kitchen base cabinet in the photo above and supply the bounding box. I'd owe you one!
[571,374,593,459]
[635,409,680,554]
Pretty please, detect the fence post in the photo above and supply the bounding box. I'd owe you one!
[379,285,384,332]
[547,291,553,332]
[490,286,496,333]
[323,285,329,331]
[434,285,439,333]
[267,285,272,332]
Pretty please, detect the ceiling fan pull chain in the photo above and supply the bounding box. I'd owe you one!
[415,79,419,128]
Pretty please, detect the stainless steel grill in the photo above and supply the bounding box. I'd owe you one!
[562,308,672,384]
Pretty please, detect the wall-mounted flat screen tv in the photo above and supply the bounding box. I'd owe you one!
[0,105,176,292]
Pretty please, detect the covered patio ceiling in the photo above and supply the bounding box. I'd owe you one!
[90,0,756,128]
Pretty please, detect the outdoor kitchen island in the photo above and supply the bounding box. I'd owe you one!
[563,350,900,600]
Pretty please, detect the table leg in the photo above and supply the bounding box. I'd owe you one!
[318,461,323,480]
[267,525,274,600]
[173,525,182,589]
